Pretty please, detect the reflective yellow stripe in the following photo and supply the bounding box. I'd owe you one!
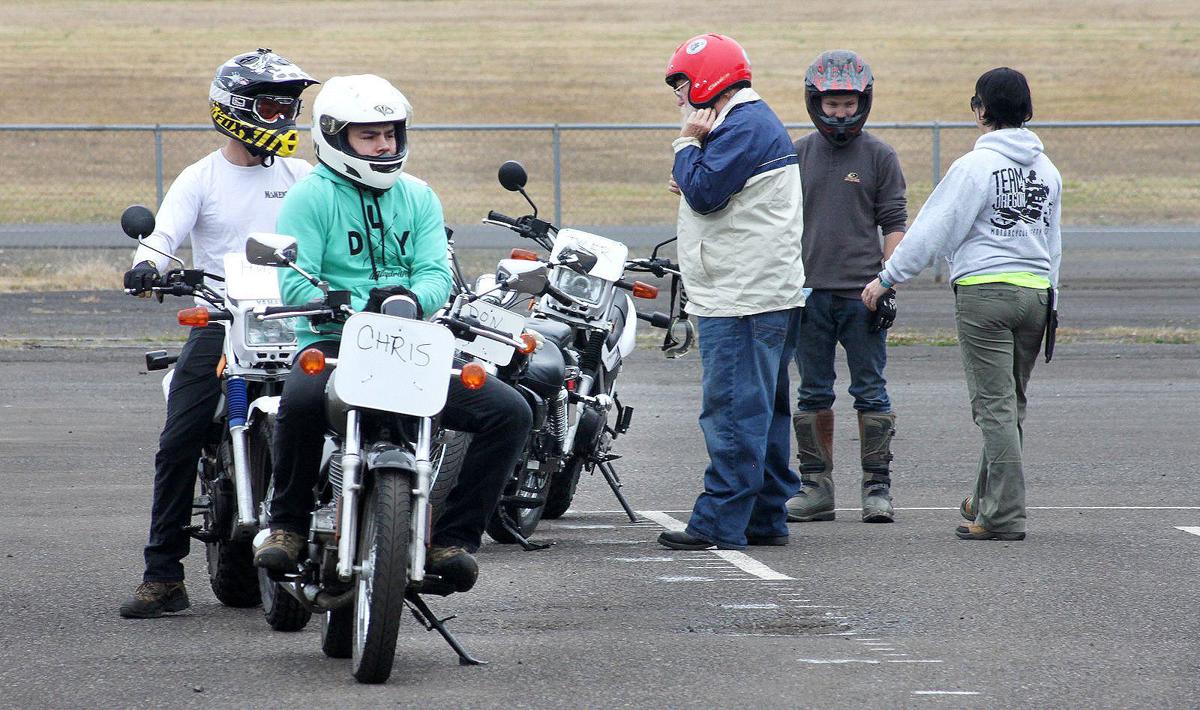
[954,272,1051,289]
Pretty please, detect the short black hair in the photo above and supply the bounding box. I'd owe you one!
[974,67,1033,129]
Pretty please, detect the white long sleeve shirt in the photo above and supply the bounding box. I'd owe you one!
[133,149,312,289]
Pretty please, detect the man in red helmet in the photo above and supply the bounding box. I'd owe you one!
[657,34,807,551]
[786,50,908,526]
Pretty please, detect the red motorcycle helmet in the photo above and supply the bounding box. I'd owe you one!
[665,34,752,108]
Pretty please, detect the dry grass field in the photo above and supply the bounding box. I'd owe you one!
[2,1,1198,225]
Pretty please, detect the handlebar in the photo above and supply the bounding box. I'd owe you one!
[486,210,521,228]
[637,311,672,329]
[438,314,526,350]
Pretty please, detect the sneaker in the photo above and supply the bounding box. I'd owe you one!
[253,530,306,572]
[119,581,190,619]
[424,546,479,594]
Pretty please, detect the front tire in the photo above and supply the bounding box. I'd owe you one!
[205,437,261,608]
[352,471,412,684]
[257,473,311,632]
[542,455,584,520]
[486,458,551,544]
[321,606,353,659]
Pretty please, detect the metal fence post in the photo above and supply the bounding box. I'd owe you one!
[931,121,944,283]
[552,124,562,226]
[154,124,164,207]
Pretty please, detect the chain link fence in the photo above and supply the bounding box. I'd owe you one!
[2,122,1197,228]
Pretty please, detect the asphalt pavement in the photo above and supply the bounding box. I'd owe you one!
[0,285,1197,708]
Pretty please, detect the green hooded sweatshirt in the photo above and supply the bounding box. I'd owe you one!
[275,165,453,349]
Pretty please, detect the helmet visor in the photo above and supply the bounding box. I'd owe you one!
[253,95,301,124]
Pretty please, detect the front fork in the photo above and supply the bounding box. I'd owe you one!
[334,411,433,584]
[224,376,257,534]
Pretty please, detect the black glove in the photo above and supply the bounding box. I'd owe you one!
[869,289,897,332]
[365,285,423,317]
[123,261,159,295]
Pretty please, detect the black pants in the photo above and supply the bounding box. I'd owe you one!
[269,341,532,552]
[143,325,224,582]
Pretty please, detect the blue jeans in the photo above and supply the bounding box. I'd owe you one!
[794,290,890,413]
[686,308,802,548]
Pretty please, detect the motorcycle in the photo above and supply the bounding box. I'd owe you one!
[478,161,694,533]
[245,233,547,683]
[121,205,294,608]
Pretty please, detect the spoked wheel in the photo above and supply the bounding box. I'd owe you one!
[204,438,261,608]
[485,460,552,544]
[351,471,412,684]
[257,474,311,632]
[428,429,471,530]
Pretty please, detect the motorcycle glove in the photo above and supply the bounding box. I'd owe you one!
[869,289,897,332]
[365,284,424,318]
[123,261,160,295]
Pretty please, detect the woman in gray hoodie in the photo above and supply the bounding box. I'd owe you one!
[861,67,1062,541]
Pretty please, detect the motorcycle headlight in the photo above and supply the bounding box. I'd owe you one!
[245,315,298,347]
[553,270,605,304]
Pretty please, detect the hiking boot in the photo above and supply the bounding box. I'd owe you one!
[859,411,896,523]
[786,409,836,522]
[119,581,190,619]
[253,530,306,573]
[424,546,479,594]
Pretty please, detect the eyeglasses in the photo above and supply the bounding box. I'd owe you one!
[672,81,690,99]
[253,95,301,124]
[970,95,982,112]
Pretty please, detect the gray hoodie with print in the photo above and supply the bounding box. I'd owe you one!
[881,128,1062,288]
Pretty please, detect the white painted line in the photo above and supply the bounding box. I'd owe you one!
[883,654,908,657]
[657,576,713,582]
[558,524,615,529]
[816,631,858,636]
[912,691,981,696]
[798,659,880,665]
[1176,526,1200,537]
[867,648,897,652]
[855,638,882,641]
[721,603,780,610]
[610,556,675,562]
[888,660,945,664]
[860,641,892,645]
[783,599,813,603]
[638,511,795,581]
[579,506,1200,515]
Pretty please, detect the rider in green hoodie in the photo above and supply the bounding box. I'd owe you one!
[254,75,532,592]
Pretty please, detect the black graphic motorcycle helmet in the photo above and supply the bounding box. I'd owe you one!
[209,48,318,160]
[805,50,874,147]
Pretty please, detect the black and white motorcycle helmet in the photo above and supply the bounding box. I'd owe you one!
[208,48,318,159]
[804,50,874,147]
[311,75,413,193]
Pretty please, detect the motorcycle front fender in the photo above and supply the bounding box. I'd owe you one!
[364,443,417,476]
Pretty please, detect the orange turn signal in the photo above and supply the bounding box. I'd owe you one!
[296,348,326,376]
[631,281,659,299]
[460,362,487,390]
[177,306,210,327]
[510,248,539,261]
[518,332,538,355]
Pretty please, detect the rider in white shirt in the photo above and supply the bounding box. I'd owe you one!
[119,49,318,619]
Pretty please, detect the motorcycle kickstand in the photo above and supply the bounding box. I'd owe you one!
[405,592,487,666]
[497,506,552,551]
[598,460,639,522]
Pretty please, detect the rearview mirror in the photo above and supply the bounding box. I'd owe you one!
[558,246,598,274]
[496,258,548,295]
[245,232,298,267]
[121,205,155,240]
[498,161,528,192]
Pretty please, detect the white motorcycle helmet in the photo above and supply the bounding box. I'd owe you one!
[311,74,413,192]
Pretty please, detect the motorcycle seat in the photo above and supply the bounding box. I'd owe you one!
[523,317,573,350]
